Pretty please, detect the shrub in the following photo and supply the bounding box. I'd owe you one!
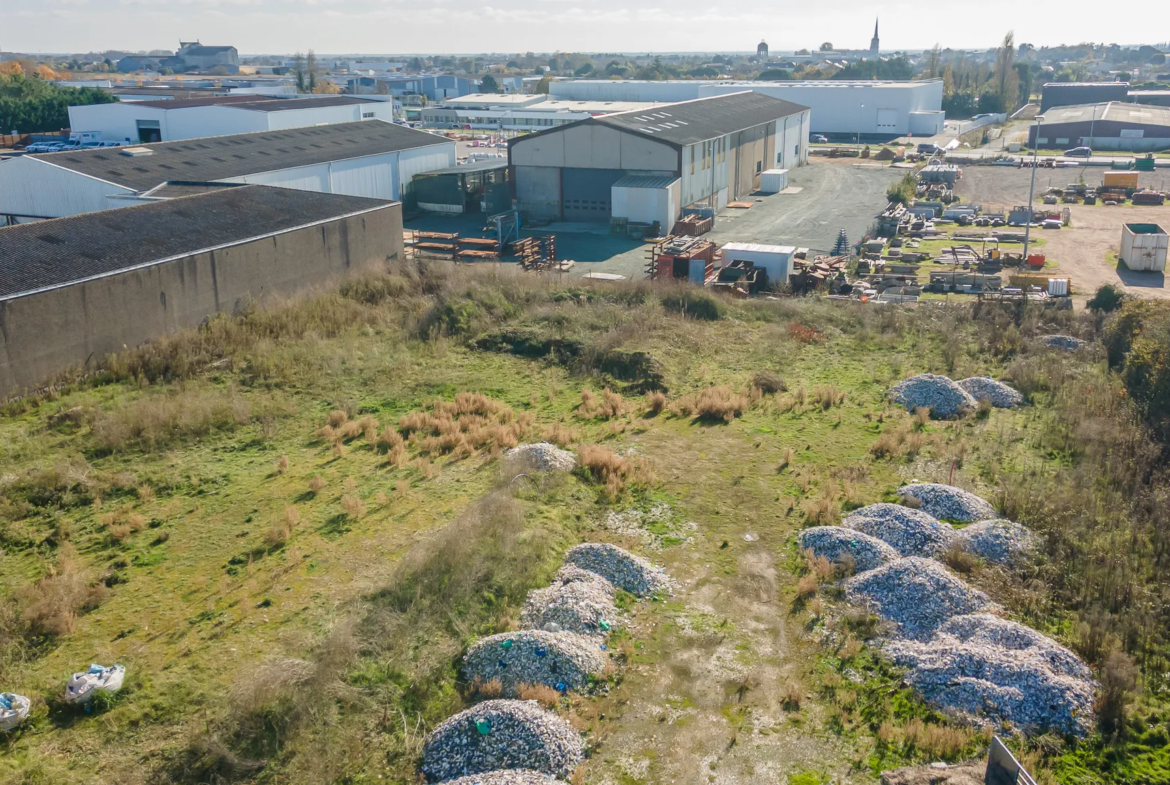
[1088,284,1125,313]
[541,422,579,447]
[340,495,366,519]
[90,390,254,453]
[137,484,155,502]
[576,444,651,498]
[17,544,106,638]
[752,372,787,395]
[327,410,349,427]
[803,492,839,526]
[675,386,749,422]
[376,427,404,454]
[516,682,561,708]
[308,476,327,494]
[788,323,822,344]
[812,385,843,411]
[661,290,723,321]
[1097,649,1138,736]
[578,388,628,419]
[275,455,289,475]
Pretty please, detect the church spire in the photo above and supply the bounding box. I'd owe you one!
[870,18,880,54]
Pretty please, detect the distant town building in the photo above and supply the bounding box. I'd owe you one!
[870,19,880,54]
[758,40,770,60]
[175,40,240,73]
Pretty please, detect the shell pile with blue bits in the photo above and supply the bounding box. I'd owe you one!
[798,483,1094,737]
[889,373,1026,418]
[421,480,672,785]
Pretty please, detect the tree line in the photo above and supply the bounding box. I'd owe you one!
[0,67,117,134]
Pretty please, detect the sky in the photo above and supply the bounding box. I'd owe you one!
[4,0,1166,55]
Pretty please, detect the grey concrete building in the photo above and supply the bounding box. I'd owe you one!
[508,92,809,223]
[1030,102,1170,151]
[0,185,403,395]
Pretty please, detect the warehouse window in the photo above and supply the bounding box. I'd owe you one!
[362,112,375,118]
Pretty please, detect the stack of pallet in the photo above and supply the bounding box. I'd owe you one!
[412,231,460,259]
[646,235,719,282]
[516,236,564,272]
[455,237,501,262]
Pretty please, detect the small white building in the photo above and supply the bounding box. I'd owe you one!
[720,243,797,287]
[68,94,396,145]
[0,120,454,223]
[1120,223,1168,271]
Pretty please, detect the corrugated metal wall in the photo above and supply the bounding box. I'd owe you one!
[515,166,561,220]
[0,158,137,220]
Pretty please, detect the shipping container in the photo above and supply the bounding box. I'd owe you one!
[1120,223,1168,272]
[1103,171,1140,189]
[720,242,797,288]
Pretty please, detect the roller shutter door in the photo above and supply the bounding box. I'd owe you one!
[562,168,624,222]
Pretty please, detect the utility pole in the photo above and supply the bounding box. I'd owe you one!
[1022,116,1043,263]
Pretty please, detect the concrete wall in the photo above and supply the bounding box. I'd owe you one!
[0,204,404,396]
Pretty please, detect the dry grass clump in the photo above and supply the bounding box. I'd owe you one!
[397,393,531,458]
[17,544,107,638]
[264,506,301,549]
[90,390,254,452]
[781,682,803,710]
[517,682,562,709]
[788,322,823,344]
[941,542,977,574]
[307,475,327,494]
[577,444,652,498]
[466,677,504,701]
[275,455,289,475]
[327,410,349,427]
[340,495,366,519]
[542,422,580,447]
[877,718,979,759]
[102,509,147,543]
[803,487,841,526]
[577,388,629,420]
[645,390,668,416]
[869,421,930,460]
[797,574,819,597]
[812,385,845,411]
[137,484,155,502]
[672,386,750,422]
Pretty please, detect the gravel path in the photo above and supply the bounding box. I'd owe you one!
[505,443,577,473]
[886,614,1096,736]
[844,558,997,641]
[521,569,618,637]
[957,377,1024,408]
[898,484,999,523]
[888,374,977,418]
[798,526,901,573]
[421,699,584,782]
[564,543,671,597]
[957,520,1037,565]
[843,504,957,558]
[462,631,608,694]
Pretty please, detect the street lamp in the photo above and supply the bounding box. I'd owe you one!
[1022,115,1043,264]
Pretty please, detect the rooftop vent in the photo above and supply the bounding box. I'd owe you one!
[121,147,154,157]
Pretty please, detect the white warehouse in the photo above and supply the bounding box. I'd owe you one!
[508,92,809,224]
[0,120,454,223]
[68,94,396,145]
[549,79,945,138]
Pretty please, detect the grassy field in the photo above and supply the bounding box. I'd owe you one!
[1,264,1167,784]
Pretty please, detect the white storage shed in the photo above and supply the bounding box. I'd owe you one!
[759,169,789,194]
[720,243,797,288]
[611,175,680,233]
[1120,223,1168,271]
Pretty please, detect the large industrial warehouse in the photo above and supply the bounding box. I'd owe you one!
[67,94,396,144]
[1030,102,1170,151]
[508,92,809,225]
[0,185,403,395]
[0,120,454,222]
[548,79,944,138]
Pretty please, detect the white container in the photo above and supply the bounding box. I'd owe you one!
[759,168,789,194]
[720,242,796,287]
[1047,278,1069,297]
[1120,223,1168,272]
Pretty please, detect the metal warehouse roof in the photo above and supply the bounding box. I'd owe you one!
[592,92,809,146]
[611,175,680,189]
[1039,101,1170,127]
[0,185,395,301]
[128,95,380,111]
[30,120,449,191]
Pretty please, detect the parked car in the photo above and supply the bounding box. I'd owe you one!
[1063,147,1092,157]
[810,134,829,144]
[23,141,63,153]
[917,143,945,155]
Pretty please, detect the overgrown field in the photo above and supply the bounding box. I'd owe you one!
[1,263,1168,784]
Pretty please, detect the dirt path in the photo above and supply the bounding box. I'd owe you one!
[584,425,857,785]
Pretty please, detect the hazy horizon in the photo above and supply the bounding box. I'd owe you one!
[5,0,1166,57]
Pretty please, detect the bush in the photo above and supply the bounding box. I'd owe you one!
[1097,649,1138,736]
[645,391,667,416]
[576,444,651,498]
[674,386,749,422]
[752,372,787,394]
[1088,284,1125,313]
[17,544,106,638]
[661,290,724,321]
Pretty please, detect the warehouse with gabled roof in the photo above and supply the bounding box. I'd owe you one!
[507,92,809,223]
[0,120,454,223]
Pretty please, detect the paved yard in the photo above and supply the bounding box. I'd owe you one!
[955,167,1170,300]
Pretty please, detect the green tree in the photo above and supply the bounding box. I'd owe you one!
[574,62,594,77]
[0,72,117,133]
[994,31,1019,113]
[306,50,318,92]
[757,69,793,81]
[479,74,500,93]
[292,52,306,92]
[535,75,551,94]
[820,42,834,51]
